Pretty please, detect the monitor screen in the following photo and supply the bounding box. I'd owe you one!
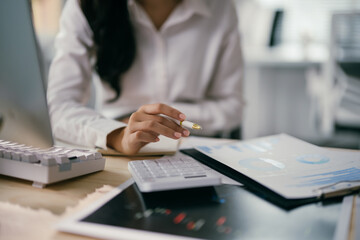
[0,0,53,148]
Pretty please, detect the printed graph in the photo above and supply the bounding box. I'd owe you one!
[295,167,360,187]
[238,158,285,171]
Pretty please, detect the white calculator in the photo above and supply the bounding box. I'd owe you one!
[128,154,221,192]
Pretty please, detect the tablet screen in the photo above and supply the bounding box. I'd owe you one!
[80,183,340,240]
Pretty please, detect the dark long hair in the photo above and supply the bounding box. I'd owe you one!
[80,0,136,101]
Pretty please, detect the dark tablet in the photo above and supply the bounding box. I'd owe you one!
[57,179,341,240]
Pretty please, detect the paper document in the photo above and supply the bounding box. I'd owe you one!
[99,135,179,156]
[180,136,236,150]
[195,134,360,199]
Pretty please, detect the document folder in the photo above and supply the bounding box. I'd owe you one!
[181,134,360,209]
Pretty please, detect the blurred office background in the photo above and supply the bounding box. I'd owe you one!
[31,0,360,149]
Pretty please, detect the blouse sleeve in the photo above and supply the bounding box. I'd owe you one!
[171,1,244,137]
[47,0,126,149]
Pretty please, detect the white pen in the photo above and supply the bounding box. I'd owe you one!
[180,120,202,130]
[161,115,202,130]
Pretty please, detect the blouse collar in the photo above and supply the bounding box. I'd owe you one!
[128,0,211,32]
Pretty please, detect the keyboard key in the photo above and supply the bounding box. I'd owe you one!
[11,152,21,161]
[53,154,70,164]
[3,150,11,159]
[21,153,38,163]
[41,157,57,166]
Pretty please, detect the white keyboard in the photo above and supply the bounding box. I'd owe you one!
[128,153,221,192]
[0,140,105,188]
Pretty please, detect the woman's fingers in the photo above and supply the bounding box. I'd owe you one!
[131,113,188,135]
[138,103,186,121]
[129,119,185,140]
[112,103,191,154]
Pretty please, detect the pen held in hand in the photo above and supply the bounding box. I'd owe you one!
[180,120,202,130]
[160,114,202,130]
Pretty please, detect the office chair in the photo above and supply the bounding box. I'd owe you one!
[307,11,360,148]
[331,12,360,129]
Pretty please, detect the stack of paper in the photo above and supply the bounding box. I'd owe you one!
[193,134,360,200]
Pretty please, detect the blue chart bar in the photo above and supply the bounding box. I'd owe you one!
[296,167,360,187]
[296,154,330,165]
[197,146,213,154]
[228,145,242,152]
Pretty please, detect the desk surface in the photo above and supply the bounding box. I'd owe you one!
[0,156,133,215]
[0,149,358,240]
[0,155,138,240]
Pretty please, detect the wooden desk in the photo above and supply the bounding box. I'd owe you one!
[0,155,139,240]
[0,156,133,216]
[0,151,358,240]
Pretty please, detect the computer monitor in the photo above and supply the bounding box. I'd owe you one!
[0,0,54,148]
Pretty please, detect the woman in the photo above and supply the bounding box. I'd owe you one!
[47,0,244,155]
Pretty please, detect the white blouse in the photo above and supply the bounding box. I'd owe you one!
[47,0,244,149]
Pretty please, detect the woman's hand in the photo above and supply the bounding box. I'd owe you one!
[106,103,190,155]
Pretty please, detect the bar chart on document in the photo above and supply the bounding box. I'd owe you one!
[195,134,360,199]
